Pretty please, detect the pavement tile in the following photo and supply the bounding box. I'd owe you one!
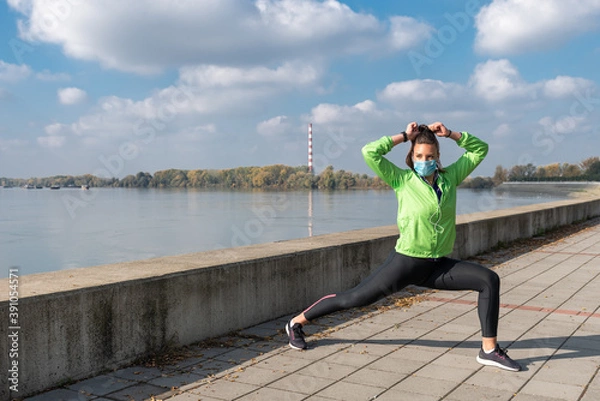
[531,358,597,386]
[227,365,290,386]
[23,388,95,401]
[416,329,470,349]
[185,344,237,359]
[213,347,268,366]
[580,387,600,401]
[302,396,338,401]
[386,345,447,362]
[287,343,348,360]
[107,383,173,401]
[316,380,384,401]
[445,383,514,401]
[189,379,259,400]
[561,335,600,353]
[147,370,205,390]
[519,379,585,401]
[165,392,222,401]
[244,339,287,354]
[389,375,458,398]
[322,326,379,342]
[111,365,168,381]
[238,322,282,338]
[252,353,314,373]
[430,350,479,369]
[183,357,240,380]
[267,372,336,395]
[157,356,206,372]
[66,374,136,397]
[588,370,600,388]
[465,369,528,392]
[373,389,440,401]
[364,327,417,346]
[344,342,396,357]
[321,348,380,367]
[294,360,358,381]
[367,354,423,375]
[236,386,306,401]
[413,363,475,383]
[343,367,405,388]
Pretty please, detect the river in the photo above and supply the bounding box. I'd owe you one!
[0,187,571,277]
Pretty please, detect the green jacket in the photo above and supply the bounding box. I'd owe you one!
[362,132,488,258]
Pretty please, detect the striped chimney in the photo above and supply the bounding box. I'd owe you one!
[308,123,313,173]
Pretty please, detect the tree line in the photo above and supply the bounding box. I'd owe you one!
[0,165,389,190]
[3,157,599,190]
[460,156,600,189]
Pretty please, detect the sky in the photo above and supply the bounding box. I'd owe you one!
[0,0,599,179]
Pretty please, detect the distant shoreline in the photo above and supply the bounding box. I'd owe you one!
[495,181,600,197]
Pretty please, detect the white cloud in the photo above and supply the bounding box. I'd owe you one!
[54,61,324,146]
[37,135,66,148]
[44,123,67,135]
[257,115,290,137]
[0,137,28,152]
[539,115,586,136]
[468,59,533,102]
[475,0,600,55]
[0,60,31,82]
[379,79,465,103]
[9,0,431,74]
[58,87,87,105]
[542,76,595,99]
[468,60,598,105]
[492,123,512,138]
[179,62,319,89]
[311,100,380,125]
[387,16,434,51]
[36,70,71,81]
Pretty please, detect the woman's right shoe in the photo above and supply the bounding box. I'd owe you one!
[476,345,521,371]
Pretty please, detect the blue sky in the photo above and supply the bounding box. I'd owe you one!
[0,0,599,179]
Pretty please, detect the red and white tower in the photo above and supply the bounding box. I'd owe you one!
[308,123,313,173]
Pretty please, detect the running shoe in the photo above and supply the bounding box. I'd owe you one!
[285,320,307,350]
[476,345,521,371]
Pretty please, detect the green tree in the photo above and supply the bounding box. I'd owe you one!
[492,165,507,186]
[508,164,536,181]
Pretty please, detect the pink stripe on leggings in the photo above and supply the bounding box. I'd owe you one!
[303,294,337,315]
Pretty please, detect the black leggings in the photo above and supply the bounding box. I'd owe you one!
[302,251,500,337]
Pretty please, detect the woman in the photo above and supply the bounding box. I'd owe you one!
[285,121,521,372]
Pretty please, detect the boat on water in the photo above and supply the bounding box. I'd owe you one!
[50,185,60,190]
[81,184,90,190]
[23,184,35,189]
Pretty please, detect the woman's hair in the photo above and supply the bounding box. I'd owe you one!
[405,124,445,172]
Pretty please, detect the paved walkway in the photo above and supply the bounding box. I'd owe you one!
[24,218,600,401]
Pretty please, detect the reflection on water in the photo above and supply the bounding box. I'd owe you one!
[0,187,570,277]
[308,190,313,237]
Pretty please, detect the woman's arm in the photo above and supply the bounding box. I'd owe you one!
[362,122,418,188]
[428,121,488,184]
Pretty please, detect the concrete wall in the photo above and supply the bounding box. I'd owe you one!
[1,196,600,400]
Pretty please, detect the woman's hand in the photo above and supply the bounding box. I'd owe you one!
[406,121,419,141]
[428,122,451,137]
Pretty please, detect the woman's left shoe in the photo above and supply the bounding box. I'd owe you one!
[476,345,521,371]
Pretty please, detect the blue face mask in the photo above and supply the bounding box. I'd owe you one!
[413,159,437,177]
